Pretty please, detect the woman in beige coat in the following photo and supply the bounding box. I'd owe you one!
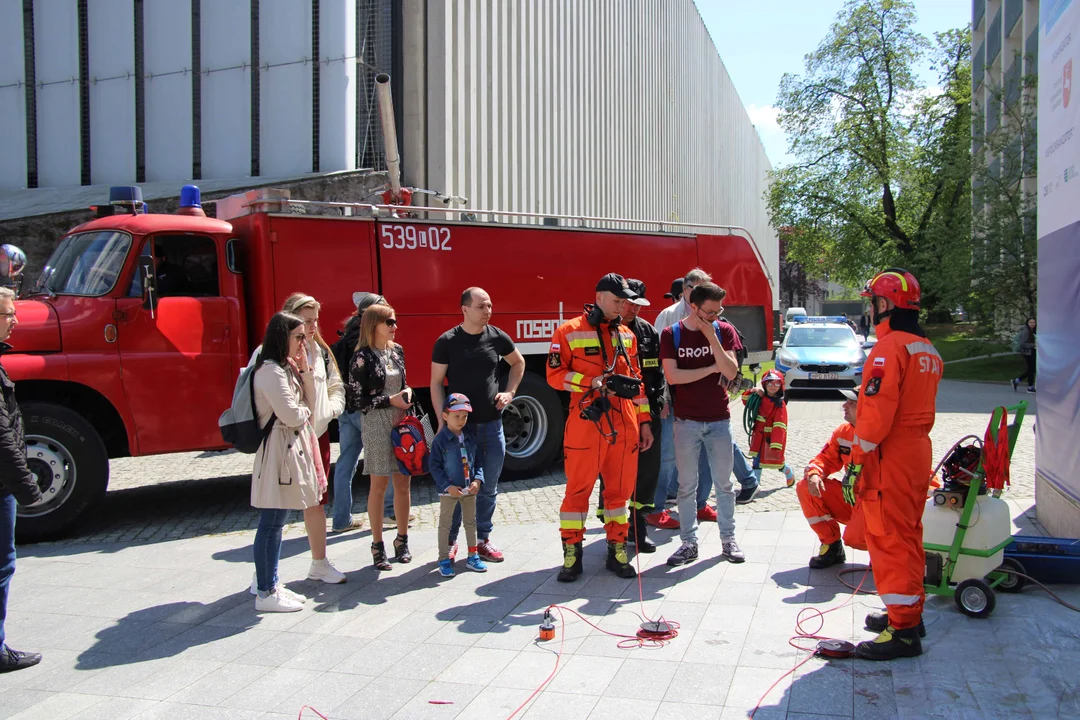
[251,312,325,613]
[247,293,348,592]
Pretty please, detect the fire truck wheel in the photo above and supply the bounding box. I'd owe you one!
[502,373,563,474]
[15,403,110,543]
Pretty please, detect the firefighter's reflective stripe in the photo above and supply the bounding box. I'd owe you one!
[837,438,853,449]
[773,421,788,430]
[630,499,651,510]
[756,415,766,422]
[880,593,920,606]
[567,337,601,350]
[854,435,878,452]
[904,341,942,359]
[564,372,587,392]
[559,511,586,530]
[601,506,629,525]
[807,514,833,525]
[770,443,783,450]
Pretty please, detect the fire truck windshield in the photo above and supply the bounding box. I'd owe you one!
[30,231,132,298]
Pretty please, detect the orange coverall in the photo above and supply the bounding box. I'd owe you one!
[851,319,942,630]
[795,422,867,550]
[547,314,651,544]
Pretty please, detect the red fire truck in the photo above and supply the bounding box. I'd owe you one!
[3,185,774,541]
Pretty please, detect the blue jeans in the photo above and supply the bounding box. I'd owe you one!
[673,418,736,543]
[253,509,290,595]
[448,419,506,544]
[655,414,712,510]
[332,411,363,530]
[733,440,757,490]
[0,492,16,650]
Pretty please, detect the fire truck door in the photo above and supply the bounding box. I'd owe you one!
[116,235,234,455]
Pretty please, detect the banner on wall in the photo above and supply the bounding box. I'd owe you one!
[1036,0,1080,507]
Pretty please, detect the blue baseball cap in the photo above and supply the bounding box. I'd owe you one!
[444,393,473,412]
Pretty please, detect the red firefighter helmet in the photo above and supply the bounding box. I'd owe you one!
[859,268,921,310]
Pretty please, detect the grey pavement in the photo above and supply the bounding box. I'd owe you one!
[77,381,1037,545]
[2,502,1076,720]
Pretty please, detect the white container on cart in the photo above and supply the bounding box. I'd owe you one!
[922,494,1011,583]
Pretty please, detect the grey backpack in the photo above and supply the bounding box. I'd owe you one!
[218,356,277,453]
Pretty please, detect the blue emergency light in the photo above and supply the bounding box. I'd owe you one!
[109,186,146,214]
[791,315,850,325]
[180,184,202,210]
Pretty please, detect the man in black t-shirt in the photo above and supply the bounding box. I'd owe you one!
[431,287,526,562]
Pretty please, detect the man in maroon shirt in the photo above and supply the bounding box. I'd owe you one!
[659,282,745,566]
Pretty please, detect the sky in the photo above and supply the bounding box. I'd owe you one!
[696,0,972,167]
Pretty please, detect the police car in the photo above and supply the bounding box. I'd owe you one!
[774,316,868,390]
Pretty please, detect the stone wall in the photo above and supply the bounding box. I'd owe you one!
[0,171,388,287]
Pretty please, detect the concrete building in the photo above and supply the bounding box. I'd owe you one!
[2,0,778,315]
[971,0,1039,204]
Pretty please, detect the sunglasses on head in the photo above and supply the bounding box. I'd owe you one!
[385,318,397,327]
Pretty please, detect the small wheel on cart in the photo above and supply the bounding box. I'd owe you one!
[955,578,996,618]
[995,558,1027,594]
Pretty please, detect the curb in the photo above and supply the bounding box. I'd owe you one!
[942,351,1018,365]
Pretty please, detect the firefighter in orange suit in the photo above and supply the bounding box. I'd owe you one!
[795,389,867,569]
[547,273,654,582]
[844,268,941,661]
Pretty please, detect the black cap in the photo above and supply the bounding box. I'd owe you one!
[626,279,647,301]
[664,278,684,300]
[596,273,649,306]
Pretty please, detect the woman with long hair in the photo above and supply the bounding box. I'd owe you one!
[250,312,324,612]
[1012,317,1037,393]
[246,294,347,591]
[346,302,413,570]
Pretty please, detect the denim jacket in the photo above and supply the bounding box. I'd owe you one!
[429,426,484,493]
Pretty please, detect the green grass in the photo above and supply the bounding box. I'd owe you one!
[943,354,1023,382]
[924,323,1009,363]
[742,360,774,380]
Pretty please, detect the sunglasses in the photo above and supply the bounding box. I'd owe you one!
[385,318,397,327]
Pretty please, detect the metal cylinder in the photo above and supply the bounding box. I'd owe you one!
[375,73,402,203]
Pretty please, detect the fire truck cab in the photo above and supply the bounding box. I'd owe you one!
[6,185,775,541]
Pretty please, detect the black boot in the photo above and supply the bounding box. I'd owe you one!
[808,541,845,569]
[606,541,637,579]
[855,625,923,661]
[864,610,926,637]
[557,541,583,582]
[628,510,656,553]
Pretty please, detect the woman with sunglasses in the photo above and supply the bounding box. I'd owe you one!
[347,303,414,570]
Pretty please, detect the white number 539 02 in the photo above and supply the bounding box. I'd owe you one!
[380,225,452,251]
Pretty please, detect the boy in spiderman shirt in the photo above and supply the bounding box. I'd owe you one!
[742,370,797,488]
[430,393,488,577]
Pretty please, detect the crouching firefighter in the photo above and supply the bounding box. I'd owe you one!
[845,268,941,661]
[547,274,655,581]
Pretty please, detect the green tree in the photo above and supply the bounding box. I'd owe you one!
[969,50,1038,325]
[766,0,972,317]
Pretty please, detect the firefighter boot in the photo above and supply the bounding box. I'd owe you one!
[808,541,845,569]
[855,625,923,661]
[864,611,926,637]
[627,510,656,553]
[557,542,583,583]
[606,541,638,579]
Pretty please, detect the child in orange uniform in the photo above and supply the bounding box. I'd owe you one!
[743,370,796,487]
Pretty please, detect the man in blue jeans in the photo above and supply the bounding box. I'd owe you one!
[0,287,43,673]
[659,282,745,565]
[431,287,525,562]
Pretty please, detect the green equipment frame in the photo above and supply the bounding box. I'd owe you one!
[922,401,1028,617]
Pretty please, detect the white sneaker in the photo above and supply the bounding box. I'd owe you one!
[249,573,308,602]
[307,558,347,584]
[254,589,304,613]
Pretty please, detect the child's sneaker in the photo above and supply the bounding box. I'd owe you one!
[466,553,488,573]
[784,466,796,488]
[438,559,455,577]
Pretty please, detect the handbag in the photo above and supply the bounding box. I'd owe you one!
[411,403,436,445]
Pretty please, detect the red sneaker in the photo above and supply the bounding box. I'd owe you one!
[476,539,505,563]
[645,510,680,529]
[697,505,718,522]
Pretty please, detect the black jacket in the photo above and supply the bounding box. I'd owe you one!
[346,344,409,413]
[626,316,666,419]
[0,344,42,505]
[331,316,362,378]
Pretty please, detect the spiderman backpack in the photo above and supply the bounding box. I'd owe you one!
[391,414,431,476]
